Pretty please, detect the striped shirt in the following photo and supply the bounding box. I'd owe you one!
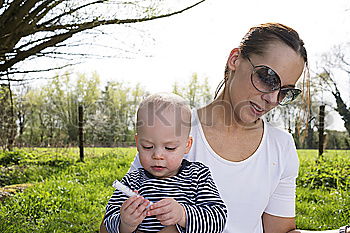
[104,159,227,233]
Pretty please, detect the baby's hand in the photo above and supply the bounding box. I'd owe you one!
[120,196,150,232]
[147,198,186,227]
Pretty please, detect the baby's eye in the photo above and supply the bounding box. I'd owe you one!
[165,147,176,151]
[142,145,153,150]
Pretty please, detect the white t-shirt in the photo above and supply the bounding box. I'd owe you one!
[130,110,299,233]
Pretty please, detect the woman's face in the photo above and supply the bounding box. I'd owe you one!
[226,42,305,125]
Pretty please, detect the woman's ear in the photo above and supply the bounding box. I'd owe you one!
[227,48,240,71]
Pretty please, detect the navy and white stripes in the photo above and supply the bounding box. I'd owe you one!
[104,159,227,233]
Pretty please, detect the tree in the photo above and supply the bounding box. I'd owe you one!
[92,81,131,146]
[0,84,16,150]
[46,72,101,145]
[172,73,212,108]
[0,0,205,80]
[318,70,350,135]
[264,64,345,149]
[92,81,147,146]
[17,72,101,147]
[14,85,31,146]
[317,44,350,136]
[20,86,48,146]
[11,73,146,148]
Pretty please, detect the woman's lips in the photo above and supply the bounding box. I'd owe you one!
[250,102,264,115]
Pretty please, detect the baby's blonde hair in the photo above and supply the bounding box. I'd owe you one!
[136,92,191,136]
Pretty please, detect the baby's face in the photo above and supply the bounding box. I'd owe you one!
[136,109,192,179]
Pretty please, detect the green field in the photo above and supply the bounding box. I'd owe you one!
[0,148,349,232]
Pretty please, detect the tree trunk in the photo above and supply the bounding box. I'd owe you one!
[7,83,16,151]
[332,87,350,136]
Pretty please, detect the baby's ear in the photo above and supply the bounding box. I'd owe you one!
[185,136,193,154]
[134,135,139,150]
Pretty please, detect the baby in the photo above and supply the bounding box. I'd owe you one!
[104,92,227,233]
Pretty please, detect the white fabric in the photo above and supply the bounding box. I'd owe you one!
[130,109,299,233]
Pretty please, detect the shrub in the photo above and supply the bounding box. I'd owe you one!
[298,151,350,190]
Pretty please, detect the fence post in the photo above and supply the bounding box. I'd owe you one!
[78,105,84,162]
[318,105,325,157]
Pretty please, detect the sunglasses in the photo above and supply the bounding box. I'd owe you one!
[246,57,302,105]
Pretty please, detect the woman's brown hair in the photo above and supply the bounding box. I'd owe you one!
[215,22,308,99]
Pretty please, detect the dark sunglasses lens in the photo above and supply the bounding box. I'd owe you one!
[252,67,280,93]
[278,89,302,105]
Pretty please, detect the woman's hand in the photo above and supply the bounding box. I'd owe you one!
[147,198,186,227]
[119,196,150,233]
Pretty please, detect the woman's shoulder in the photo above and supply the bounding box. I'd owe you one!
[262,119,297,151]
[264,119,294,141]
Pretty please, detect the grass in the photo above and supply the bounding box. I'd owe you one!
[0,147,136,233]
[0,148,349,232]
[296,149,350,230]
[296,187,349,229]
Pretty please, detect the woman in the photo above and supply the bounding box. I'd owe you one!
[101,23,349,233]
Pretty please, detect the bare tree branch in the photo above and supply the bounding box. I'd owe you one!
[0,0,206,79]
[41,1,106,27]
[1,30,75,73]
[0,63,78,79]
[318,56,350,135]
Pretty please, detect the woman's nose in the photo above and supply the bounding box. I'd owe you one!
[261,90,279,105]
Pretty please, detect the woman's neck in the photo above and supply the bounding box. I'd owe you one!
[198,96,262,131]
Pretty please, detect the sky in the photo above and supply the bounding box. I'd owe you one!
[55,0,350,131]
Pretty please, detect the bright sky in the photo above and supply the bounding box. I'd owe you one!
[71,0,350,131]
